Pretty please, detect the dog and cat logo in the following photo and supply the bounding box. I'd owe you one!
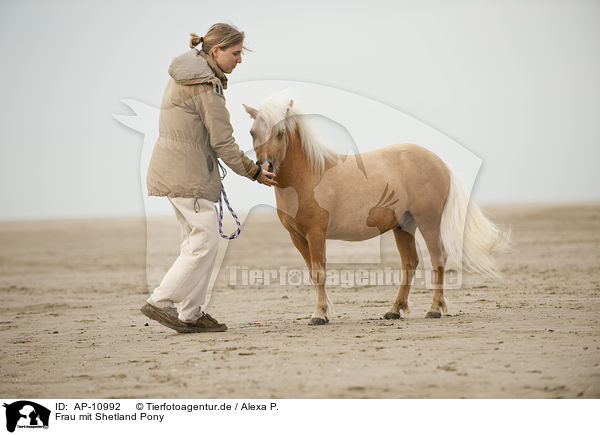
[3,401,50,432]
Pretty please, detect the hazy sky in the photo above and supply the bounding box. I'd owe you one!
[1,0,599,220]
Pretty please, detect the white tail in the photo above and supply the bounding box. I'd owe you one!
[439,168,511,277]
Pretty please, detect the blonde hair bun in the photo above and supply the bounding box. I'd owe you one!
[189,33,204,48]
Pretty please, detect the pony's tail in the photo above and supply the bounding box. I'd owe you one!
[439,167,511,277]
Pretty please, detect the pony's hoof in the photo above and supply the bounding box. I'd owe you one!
[425,311,442,319]
[308,317,329,326]
[383,311,401,320]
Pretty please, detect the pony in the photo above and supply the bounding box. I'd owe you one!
[243,95,510,325]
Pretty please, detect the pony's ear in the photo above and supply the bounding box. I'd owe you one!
[285,99,294,117]
[243,104,258,119]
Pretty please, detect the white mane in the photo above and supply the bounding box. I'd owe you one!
[258,93,336,173]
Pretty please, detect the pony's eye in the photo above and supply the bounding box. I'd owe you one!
[277,130,284,138]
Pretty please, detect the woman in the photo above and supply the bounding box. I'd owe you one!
[141,23,277,333]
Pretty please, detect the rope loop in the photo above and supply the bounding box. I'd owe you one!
[217,184,241,239]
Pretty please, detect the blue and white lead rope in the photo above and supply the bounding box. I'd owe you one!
[217,184,241,239]
[216,160,241,239]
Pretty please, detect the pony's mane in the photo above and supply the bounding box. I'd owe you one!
[258,94,336,173]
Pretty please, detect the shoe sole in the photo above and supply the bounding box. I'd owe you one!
[140,304,227,333]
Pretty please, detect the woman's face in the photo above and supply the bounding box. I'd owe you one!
[211,42,243,74]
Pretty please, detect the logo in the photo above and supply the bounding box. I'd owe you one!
[3,401,50,433]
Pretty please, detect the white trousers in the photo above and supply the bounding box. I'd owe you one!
[147,197,219,322]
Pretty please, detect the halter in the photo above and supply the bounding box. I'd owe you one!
[255,159,274,177]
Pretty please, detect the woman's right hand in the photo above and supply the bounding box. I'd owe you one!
[257,162,278,187]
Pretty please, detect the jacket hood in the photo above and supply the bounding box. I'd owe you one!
[168,48,228,88]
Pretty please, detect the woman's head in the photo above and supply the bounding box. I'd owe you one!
[190,23,248,74]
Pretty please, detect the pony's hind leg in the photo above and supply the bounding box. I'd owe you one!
[418,221,448,318]
[384,227,419,320]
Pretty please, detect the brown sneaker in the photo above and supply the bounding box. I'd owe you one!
[178,312,228,333]
[141,303,188,332]
[140,303,227,333]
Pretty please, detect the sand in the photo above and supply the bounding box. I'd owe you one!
[0,203,599,398]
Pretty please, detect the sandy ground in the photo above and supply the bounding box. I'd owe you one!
[0,203,599,398]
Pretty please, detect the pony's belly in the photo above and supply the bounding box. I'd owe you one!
[326,222,382,241]
[324,207,384,241]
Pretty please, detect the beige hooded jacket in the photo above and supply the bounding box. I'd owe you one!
[146,48,260,202]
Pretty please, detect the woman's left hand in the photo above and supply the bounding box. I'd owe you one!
[257,162,278,187]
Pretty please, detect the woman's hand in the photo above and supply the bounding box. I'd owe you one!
[257,161,278,187]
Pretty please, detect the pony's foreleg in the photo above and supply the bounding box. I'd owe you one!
[306,233,329,325]
[289,232,328,325]
[289,233,311,268]
[384,228,418,319]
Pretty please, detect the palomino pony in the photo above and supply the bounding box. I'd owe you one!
[243,97,510,325]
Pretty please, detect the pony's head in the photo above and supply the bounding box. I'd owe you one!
[243,99,294,173]
[243,94,335,174]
